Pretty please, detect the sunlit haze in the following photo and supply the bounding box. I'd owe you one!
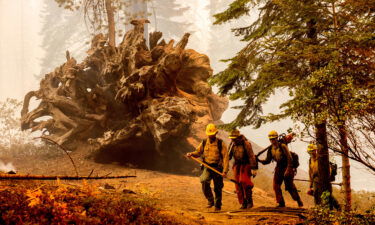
[0,0,373,191]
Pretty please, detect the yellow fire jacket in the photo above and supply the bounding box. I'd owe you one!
[191,138,229,174]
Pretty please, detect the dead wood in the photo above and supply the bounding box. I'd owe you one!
[21,20,228,172]
[0,174,136,180]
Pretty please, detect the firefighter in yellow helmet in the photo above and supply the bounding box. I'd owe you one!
[228,129,258,209]
[307,143,340,209]
[186,123,229,211]
[307,144,318,198]
[258,130,303,207]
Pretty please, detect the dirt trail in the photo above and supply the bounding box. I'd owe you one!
[3,149,308,224]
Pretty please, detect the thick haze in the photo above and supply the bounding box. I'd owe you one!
[0,0,373,191]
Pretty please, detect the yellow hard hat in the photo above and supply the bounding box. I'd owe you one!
[229,129,241,139]
[206,123,218,136]
[268,130,278,139]
[307,144,318,153]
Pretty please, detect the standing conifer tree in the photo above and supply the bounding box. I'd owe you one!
[212,0,375,208]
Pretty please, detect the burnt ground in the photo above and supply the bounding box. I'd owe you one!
[1,147,311,225]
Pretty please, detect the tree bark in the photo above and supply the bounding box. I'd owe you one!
[308,17,332,206]
[339,122,352,211]
[332,2,351,211]
[105,0,115,47]
[315,121,332,205]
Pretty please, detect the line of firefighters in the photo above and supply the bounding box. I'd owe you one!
[186,123,339,211]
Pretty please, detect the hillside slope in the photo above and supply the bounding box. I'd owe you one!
[1,145,315,224]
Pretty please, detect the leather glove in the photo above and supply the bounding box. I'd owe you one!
[251,170,258,177]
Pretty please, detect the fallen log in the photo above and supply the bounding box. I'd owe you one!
[0,174,136,180]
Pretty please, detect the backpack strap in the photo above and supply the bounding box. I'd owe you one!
[278,143,287,157]
[278,142,290,163]
[202,138,224,160]
[218,138,223,159]
[201,139,207,162]
[202,139,207,151]
[228,142,234,160]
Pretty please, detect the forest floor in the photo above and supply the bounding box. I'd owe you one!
[0,147,310,224]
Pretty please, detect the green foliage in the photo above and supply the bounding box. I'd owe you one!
[213,0,253,25]
[211,0,375,129]
[306,206,375,225]
[305,190,375,224]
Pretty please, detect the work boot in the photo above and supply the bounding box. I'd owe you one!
[247,198,254,209]
[246,188,254,209]
[330,196,341,210]
[206,201,214,208]
[277,200,285,208]
[240,200,247,209]
[297,199,304,208]
[214,207,221,211]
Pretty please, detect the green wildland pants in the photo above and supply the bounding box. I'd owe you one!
[200,165,224,208]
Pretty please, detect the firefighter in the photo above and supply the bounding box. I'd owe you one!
[307,144,319,202]
[307,144,340,210]
[186,123,229,211]
[228,129,258,209]
[258,130,303,207]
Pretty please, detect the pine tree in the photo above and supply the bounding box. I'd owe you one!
[212,0,375,208]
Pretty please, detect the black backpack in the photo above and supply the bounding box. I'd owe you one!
[278,143,299,169]
[290,151,300,169]
[308,158,338,182]
[329,162,338,181]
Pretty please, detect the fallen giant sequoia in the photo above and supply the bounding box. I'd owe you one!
[21,20,228,172]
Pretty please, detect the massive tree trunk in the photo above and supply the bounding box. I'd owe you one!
[21,20,228,173]
[105,0,115,47]
[338,122,352,211]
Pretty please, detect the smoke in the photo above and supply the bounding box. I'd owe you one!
[0,160,16,173]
